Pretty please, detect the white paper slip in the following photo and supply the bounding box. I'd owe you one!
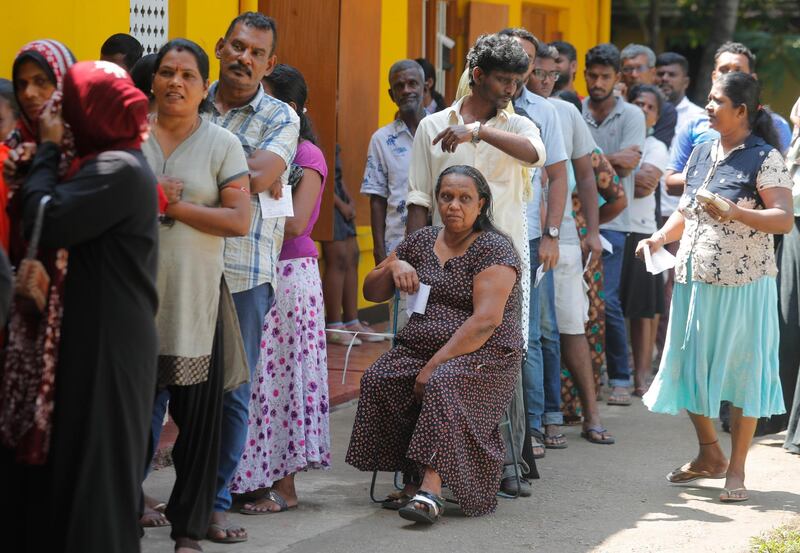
[643,245,676,275]
[259,185,294,218]
[600,235,613,253]
[583,251,593,273]
[406,283,431,316]
[534,264,546,288]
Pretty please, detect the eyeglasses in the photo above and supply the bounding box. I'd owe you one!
[532,69,560,82]
[622,64,651,75]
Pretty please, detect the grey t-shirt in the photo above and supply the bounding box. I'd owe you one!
[550,97,596,245]
[582,97,646,233]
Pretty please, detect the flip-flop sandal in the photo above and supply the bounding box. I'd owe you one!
[205,523,247,544]
[398,491,445,524]
[607,391,632,406]
[239,489,296,515]
[140,509,171,528]
[719,488,749,503]
[381,490,414,510]
[581,426,616,445]
[666,463,727,483]
[152,502,167,513]
[543,433,568,449]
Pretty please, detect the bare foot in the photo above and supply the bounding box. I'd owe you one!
[175,536,202,552]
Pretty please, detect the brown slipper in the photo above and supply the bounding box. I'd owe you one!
[666,463,727,483]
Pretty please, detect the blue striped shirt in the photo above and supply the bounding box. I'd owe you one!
[207,83,300,293]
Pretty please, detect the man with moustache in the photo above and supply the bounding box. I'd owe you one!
[207,11,300,543]
[551,40,580,97]
[582,43,646,407]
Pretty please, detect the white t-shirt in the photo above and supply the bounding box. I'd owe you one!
[629,135,669,234]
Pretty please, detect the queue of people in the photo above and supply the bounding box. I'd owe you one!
[0,10,797,552]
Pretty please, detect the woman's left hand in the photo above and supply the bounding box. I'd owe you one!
[38,100,64,145]
[702,196,739,223]
[414,364,435,402]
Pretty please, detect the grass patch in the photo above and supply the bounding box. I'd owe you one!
[751,522,800,553]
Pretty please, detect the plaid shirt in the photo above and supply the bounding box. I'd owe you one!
[207,83,300,293]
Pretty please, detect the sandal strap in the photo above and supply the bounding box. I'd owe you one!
[584,426,608,434]
[410,491,444,517]
[267,490,289,511]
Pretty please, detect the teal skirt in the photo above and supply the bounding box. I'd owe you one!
[644,265,785,419]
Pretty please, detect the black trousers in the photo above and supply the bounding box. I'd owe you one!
[165,319,225,541]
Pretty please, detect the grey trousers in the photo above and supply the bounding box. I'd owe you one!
[501,370,531,480]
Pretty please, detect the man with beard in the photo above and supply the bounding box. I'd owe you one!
[362,59,427,331]
[551,40,580,96]
[582,43,646,408]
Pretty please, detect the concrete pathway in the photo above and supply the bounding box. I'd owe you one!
[142,398,799,553]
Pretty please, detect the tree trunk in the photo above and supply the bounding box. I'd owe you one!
[692,0,741,104]
[648,0,661,52]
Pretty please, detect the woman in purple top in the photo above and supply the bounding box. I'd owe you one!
[231,65,330,514]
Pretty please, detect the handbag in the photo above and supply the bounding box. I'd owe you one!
[14,195,52,314]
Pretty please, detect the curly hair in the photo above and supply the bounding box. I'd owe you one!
[467,34,529,87]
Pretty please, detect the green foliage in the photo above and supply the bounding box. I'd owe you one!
[733,30,800,91]
[750,523,800,553]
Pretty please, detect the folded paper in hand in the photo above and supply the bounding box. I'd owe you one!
[259,185,294,218]
[643,245,676,275]
[406,283,431,316]
[534,264,546,288]
[600,235,614,254]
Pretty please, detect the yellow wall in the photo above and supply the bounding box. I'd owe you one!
[0,0,128,79]
[169,0,240,81]
[0,0,241,81]
[453,0,612,97]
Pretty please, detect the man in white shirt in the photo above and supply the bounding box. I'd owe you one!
[406,33,546,254]
[407,33,546,496]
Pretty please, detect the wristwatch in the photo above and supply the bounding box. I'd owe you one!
[470,121,482,144]
[545,226,560,239]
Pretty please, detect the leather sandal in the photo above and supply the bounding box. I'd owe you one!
[398,490,445,524]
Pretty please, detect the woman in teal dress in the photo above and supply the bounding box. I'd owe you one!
[637,72,793,503]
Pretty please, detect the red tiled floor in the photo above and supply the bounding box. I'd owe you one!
[156,322,391,453]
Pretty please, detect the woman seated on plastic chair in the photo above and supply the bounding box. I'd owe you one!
[346,165,524,524]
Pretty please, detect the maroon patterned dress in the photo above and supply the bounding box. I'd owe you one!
[346,227,524,516]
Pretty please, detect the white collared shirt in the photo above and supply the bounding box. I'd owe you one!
[407,96,546,255]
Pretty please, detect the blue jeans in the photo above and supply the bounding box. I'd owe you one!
[522,238,563,432]
[600,230,631,388]
[215,283,273,512]
[146,388,171,478]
